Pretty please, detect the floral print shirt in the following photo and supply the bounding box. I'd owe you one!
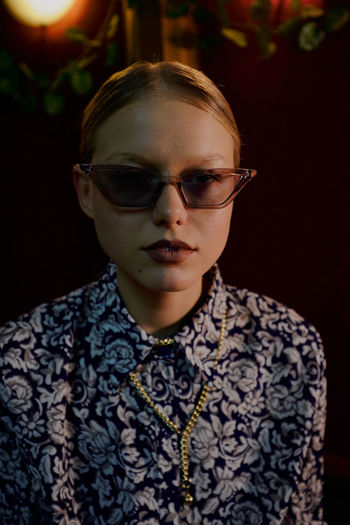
[0,262,326,525]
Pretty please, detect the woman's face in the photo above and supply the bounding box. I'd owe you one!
[75,96,235,301]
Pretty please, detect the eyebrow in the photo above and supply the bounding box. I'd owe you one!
[103,152,229,167]
[103,153,156,167]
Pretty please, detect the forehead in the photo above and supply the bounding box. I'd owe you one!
[92,96,235,167]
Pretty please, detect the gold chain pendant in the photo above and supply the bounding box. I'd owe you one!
[129,309,226,505]
[153,337,175,346]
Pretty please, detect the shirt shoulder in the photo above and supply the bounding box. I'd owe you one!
[225,283,322,338]
[223,284,325,374]
[0,280,97,371]
[0,280,103,430]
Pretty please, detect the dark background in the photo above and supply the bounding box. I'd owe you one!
[1,1,349,521]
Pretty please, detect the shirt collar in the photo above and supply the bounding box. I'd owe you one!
[85,261,229,387]
[172,266,228,385]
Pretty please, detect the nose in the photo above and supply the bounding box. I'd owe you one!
[151,182,187,227]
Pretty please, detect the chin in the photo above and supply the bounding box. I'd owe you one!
[142,266,201,294]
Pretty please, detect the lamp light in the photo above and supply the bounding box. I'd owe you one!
[4,0,77,26]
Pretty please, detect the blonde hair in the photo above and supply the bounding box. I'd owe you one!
[81,61,240,166]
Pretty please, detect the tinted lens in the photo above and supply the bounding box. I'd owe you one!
[182,173,244,206]
[94,168,159,206]
[86,166,254,208]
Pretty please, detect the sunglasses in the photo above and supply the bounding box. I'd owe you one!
[79,164,257,209]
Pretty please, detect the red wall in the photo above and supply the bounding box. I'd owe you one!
[201,29,350,458]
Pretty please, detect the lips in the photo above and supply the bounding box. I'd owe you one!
[143,239,195,263]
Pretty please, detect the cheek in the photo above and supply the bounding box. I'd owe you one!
[91,197,141,257]
[201,207,232,252]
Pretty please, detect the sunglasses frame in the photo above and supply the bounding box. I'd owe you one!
[78,164,257,209]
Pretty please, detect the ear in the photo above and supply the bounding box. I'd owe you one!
[72,164,95,219]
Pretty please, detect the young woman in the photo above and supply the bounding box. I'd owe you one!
[0,61,326,524]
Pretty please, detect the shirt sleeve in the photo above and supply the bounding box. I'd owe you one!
[283,331,327,524]
[0,320,33,525]
[0,416,32,524]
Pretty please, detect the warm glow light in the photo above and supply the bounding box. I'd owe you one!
[4,0,77,26]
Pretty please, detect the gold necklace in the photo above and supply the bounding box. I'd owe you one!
[129,309,227,506]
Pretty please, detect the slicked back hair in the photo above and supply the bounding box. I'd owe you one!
[81,61,240,166]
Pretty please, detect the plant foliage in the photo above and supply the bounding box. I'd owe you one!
[0,1,348,116]
[0,2,120,115]
[165,0,349,58]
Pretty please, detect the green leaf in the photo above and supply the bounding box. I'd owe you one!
[298,22,325,51]
[300,5,324,19]
[199,35,222,49]
[0,50,14,72]
[87,40,102,48]
[255,24,270,49]
[127,0,141,7]
[290,0,301,12]
[251,0,271,22]
[65,59,77,72]
[106,14,119,39]
[44,92,64,115]
[254,24,276,58]
[193,6,215,25]
[323,7,350,33]
[19,63,34,80]
[0,76,18,94]
[66,27,88,43]
[106,42,118,67]
[276,18,299,36]
[221,28,248,48]
[70,68,92,95]
[166,2,189,18]
[218,9,230,27]
[217,0,230,27]
[262,41,276,58]
[77,54,98,69]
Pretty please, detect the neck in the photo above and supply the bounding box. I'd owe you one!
[117,276,209,338]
